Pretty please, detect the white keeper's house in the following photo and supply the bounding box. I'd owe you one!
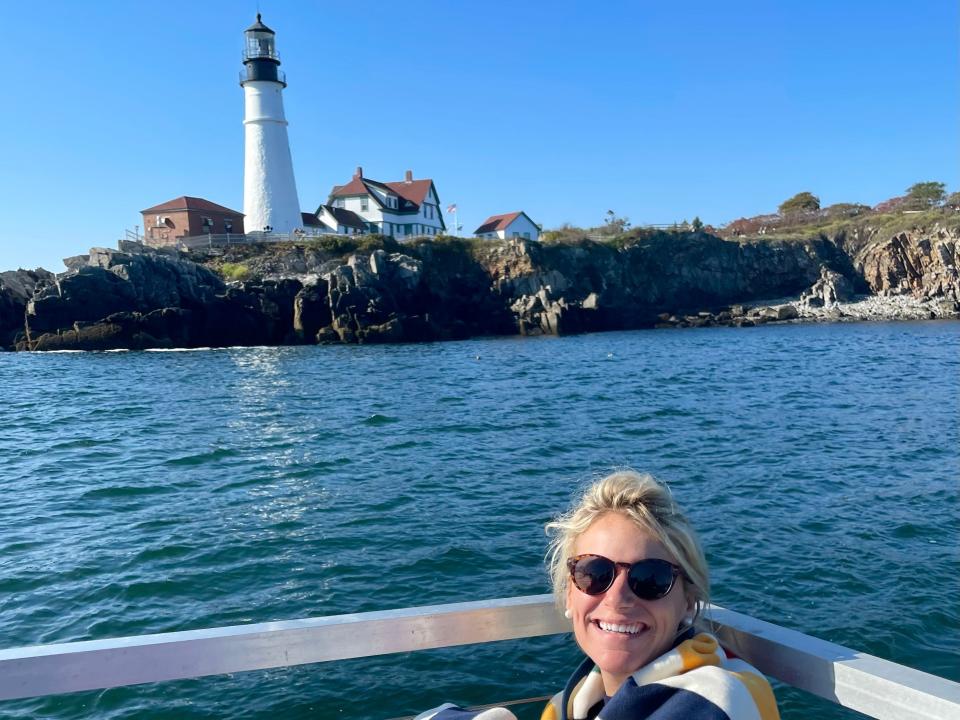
[474,211,540,241]
[315,167,446,239]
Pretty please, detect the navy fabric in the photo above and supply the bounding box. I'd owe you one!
[602,679,731,720]
[557,630,698,720]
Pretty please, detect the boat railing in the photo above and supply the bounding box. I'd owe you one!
[1,595,958,719]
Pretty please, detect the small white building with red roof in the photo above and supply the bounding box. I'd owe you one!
[473,211,540,241]
[325,167,446,239]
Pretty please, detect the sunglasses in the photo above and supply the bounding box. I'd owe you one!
[567,554,685,601]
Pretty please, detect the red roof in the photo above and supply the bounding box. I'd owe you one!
[474,211,523,234]
[329,174,437,209]
[141,196,243,215]
[329,177,368,197]
[385,179,434,206]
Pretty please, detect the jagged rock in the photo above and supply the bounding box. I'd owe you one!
[361,317,404,343]
[27,267,139,337]
[1,269,55,347]
[316,325,339,343]
[207,279,302,346]
[27,311,170,352]
[855,227,959,300]
[107,251,224,309]
[799,266,855,309]
[7,223,960,351]
[933,297,959,316]
[25,246,225,343]
[293,279,332,342]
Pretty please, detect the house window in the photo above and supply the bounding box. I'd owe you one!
[512,231,520,238]
[405,224,413,234]
[523,232,530,239]
[361,197,369,211]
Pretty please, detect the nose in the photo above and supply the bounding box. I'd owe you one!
[604,565,637,605]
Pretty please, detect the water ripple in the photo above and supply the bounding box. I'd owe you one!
[0,322,957,719]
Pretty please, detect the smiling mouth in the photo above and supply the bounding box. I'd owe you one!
[594,619,648,635]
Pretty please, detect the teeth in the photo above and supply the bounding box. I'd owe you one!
[597,620,643,634]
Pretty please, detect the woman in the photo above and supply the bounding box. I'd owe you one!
[540,470,779,719]
[418,471,779,720]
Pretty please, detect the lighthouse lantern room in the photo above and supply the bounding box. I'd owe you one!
[240,14,302,235]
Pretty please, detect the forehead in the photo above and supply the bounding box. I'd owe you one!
[573,512,673,563]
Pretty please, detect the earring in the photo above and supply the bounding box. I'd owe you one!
[564,608,572,619]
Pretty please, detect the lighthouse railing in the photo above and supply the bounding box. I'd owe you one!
[1,595,959,719]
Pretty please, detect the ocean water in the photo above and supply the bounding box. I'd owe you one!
[1,321,958,719]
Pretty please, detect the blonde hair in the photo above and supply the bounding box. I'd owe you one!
[545,470,710,622]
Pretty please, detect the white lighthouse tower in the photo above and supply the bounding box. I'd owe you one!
[241,14,301,234]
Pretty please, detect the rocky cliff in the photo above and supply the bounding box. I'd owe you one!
[2,225,957,351]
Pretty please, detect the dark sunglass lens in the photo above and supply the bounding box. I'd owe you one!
[573,556,615,595]
[628,560,674,600]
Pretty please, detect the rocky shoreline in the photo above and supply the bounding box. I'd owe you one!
[1,223,957,351]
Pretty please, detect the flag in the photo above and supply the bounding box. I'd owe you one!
[447,204,457,213]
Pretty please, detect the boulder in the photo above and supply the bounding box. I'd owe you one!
[1,269,54,348]
[360,317,404,343]
[775,304,799,320]
[26,267,139,337]
[799,266,855,309]
[24,246,226,343]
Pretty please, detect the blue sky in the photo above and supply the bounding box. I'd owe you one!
[1,0,957,272]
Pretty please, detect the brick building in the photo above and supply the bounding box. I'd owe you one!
[141,196,244,247]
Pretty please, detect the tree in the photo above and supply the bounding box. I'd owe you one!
[946,191,960,211]
[905,181,946,209]
[778,192,820,215]
[691,216,704,232]
[602,210,631,235]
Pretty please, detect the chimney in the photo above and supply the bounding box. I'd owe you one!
[354,166,363,179]
[405,169,413,183]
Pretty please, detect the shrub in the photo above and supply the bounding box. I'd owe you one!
[219,262,252,281]
[541,224,589,244]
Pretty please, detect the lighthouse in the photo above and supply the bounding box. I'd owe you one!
[240,14,301,234]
